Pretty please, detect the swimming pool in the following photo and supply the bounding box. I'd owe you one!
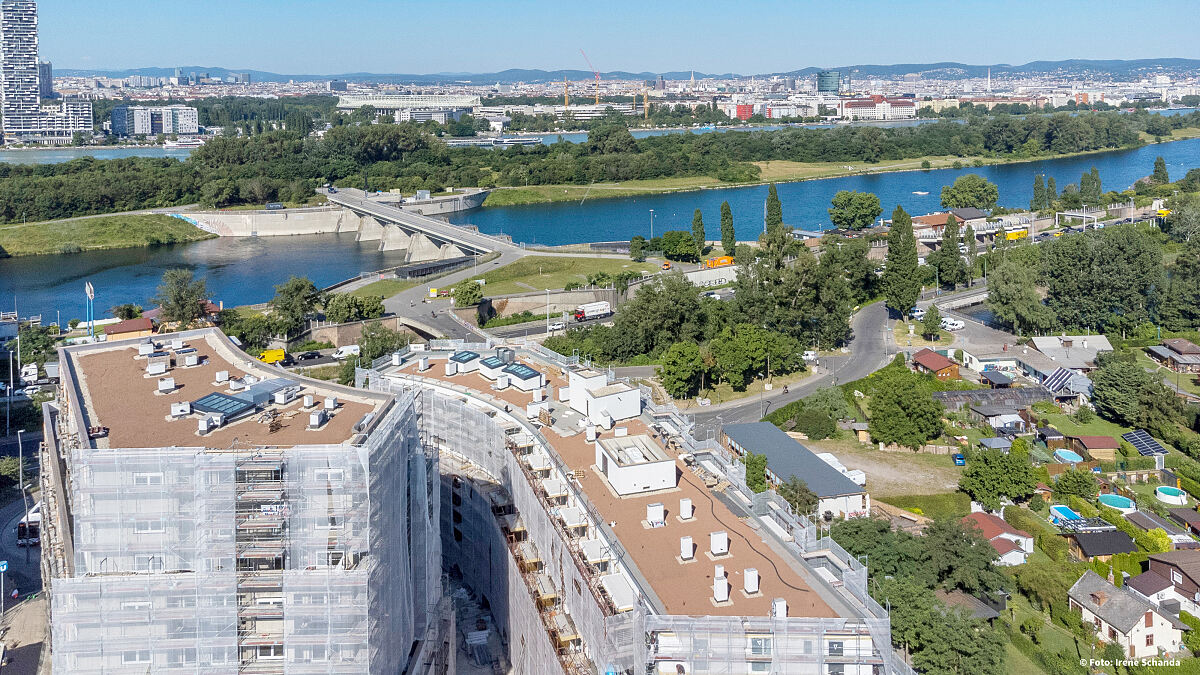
[1050,505,1081,524]
[1054,449,1085,463]
[1156,485,1189,506]
[1098,493,1136,513]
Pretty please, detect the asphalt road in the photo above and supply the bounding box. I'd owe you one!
[690,301,892,438]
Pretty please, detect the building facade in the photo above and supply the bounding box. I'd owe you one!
[0,0,91,143]
[817,70,841,94]
[110,104,199,136]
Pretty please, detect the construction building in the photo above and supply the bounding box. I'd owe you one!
[40,328,451,673]
[361,342,909,674]
[335,94,479,123]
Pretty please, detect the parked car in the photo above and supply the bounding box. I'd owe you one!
[548,321,566,332]
[332,345,362,360]
[952,453,966,466]
[298,351,322,361]
[941,317,965,331]
[910,307,926,320]
[802,350,818,362]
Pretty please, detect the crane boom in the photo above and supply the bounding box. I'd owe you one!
[579,49,600,105]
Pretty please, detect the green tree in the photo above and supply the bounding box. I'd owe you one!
[744,452,768,493]
[1046,176,1058,204]
[882,206,921,319]
[928,214,967,288]
[958,449,1037,510]
[452,279,484,307]
[720,201,736,255]
[778,476,818,515]
[658,341,703,399]
[922,518,1005,594]
[629,235,647,262]
[1031,174,1046,212]
[868,370,945,449]
[151,269,209,327]
[1091,355,1155,426]
[940,173,999,210]
[986,254,1055,335]
[691,209,706,254]
[357,321,409,361]
[1152,155,1169,184]
[828,190,882,230]
[921,305,942,340]
[269,276,319,336]
[1054,468,1098,501]
[110,303,142,320]
[765,183,782,230]
[962,224,978,282]
[661,230,700,261]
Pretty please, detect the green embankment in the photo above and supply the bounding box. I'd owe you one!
[0,214,216,257]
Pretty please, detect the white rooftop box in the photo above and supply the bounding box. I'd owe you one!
[147,362,167,376]
[710,531,729,556]
[744,568,759,594]
[309,410,328,429]
[274,389,296,405]
[391,352,402,366]
[170,401,191,417]
[184,353,200,367]
[137,343,154,356]
[444,361,458,377]
[324,396,338,410]
[680,498,694,520]
[157,377,175,393]
[215,370,229,383]
[772,598,787,618]
[714,570,729,603]
[170,338,184,350]
[595,435,675,496]
[418,357,430,372]
[646,502,665,527]
[303,394,314,408]
[680,536,693,560]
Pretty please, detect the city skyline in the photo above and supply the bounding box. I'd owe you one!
[37,0,1200,76]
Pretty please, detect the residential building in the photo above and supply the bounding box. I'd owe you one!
[1125,512,1200,551]
[981,370,1013,388]
[1069,435,1121,462]
[1147,338,1200,374]
[41,328,450,673]
[1137,551,1200,616]
[841,96,916,120]
[102,317,154,340]
[1168,509,1200,536]
[370,346,904,674]
[36,58,49,97]
[721,422,870,519]
[1029,335,1114,372]
[1069,571,1185,658]
[110,104,199,136]
[962,512,1033,565]
[1068,531,1138,562]
[911,348,959,380]
[0,1,90,143]
[968,404,1026,433]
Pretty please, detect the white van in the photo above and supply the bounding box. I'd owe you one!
[332,345,361,360]
[940,317,965,331]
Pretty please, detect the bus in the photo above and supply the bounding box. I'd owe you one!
[17,501,41,547]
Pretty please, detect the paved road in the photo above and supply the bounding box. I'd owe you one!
[690,301,892,438]
[327,188,519,254]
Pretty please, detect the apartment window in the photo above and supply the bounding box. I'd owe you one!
[749,636,772,656]
[326,551,344,567]
[315,517,343,530]
[828,641,844,656]
[827,665,845,675]
[133,520,164,534]
[1109,627,1116,639]
[1146,611,1154,628]
[1146,634,1155,647]
[257,645,284,660]
[314,469,344,482]
[1094,618,1102,631]
[750,662,771,673]
[169,648,197,664]
[133,472,163,486]
[307,646,328,662]
[121,600,151,611]
[1173,570,1183,585]
[122,650,151,664]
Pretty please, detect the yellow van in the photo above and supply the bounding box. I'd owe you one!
[259,349,287,364]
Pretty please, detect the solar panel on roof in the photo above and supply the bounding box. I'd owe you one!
[192,392,255,418]
[1043,367,1072,393]
[1122,429,1167,456]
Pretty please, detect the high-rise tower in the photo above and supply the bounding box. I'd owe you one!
[0,0,41,140]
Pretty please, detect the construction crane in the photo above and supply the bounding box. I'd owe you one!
[579,49,600,105]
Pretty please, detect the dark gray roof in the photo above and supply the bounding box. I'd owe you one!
[981,370,1012,385]
[722,423,865,498]
[980,437,1012,450]
[1127,570,1172,597]
[1071,531,1137,558]
[949,207,988,221]
[1070,570,1167,632]
[1126,511,1186,537]
[1037,426,1065,439]
[933,386,1052,412]
[935,589,1000,621]
[970,405,1019,417]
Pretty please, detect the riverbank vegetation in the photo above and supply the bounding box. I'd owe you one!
[0,213,215,257]
[3,107,1200,225]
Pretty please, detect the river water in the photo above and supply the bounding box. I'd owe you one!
[4,134,1200,321]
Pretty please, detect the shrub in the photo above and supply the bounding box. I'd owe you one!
[1039,533,1068,562]
[293,340,334,351]
[1029,494,1045,511]
[794,408,837,440]
[68,319,81,329]
[1180,611,1200,654]
[1073,406,1095,424]
[1020,616,1043,644]
[1067,494,1098,518]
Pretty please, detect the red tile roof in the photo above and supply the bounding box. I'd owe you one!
[962,512,1030,542]
[103,317,154,335]
[990,538,1022,555]
[912,213,951,227]
[1163,338,1200,355]
[912,348,957,373]
[1072,435,1120,449]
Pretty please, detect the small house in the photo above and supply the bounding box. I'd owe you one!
[911,348,959,380]
[1068,531,1138,562]
[979,437,1012,453]
[1070,435,1121,462]
[1069,571,1186,658]
[103,317,154,341]
[962,512,1033,566]
[1168,509,1200,537]
[1147,339,1200,374]
[595,435,675,496]
[1037,426,1067,450]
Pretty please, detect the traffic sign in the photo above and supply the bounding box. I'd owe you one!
[0,561,9,573]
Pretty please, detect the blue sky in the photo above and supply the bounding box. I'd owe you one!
[40,0,1200,74]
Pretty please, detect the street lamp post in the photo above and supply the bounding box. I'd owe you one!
[649,209,655,239]
[17,430,28,564]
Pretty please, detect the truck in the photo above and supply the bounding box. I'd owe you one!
[20,363,38,385]
[705,255,734,269]
[573,301,612,322]
[259,348,287,365]
[17,501,41,547]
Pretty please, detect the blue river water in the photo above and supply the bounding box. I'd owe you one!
[3,132,1199,322]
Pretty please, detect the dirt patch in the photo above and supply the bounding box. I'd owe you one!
[804,438,963,498]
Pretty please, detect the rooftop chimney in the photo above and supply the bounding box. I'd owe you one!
[1091,591,1108,607]
[710,531,729,556]
[744,568,760,594]
[680,536,693,560]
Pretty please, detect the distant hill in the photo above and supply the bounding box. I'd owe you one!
[57,59,1200,84]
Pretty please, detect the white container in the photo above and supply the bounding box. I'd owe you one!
[772,598,787,618]
[585,425,597,442]
[170,338,184,350]
[680,536,693,560]
[533,388,544,402]
[714,571,729,603]
[198,417,211,434]
[646,502,665,526]
[710,531,729,556]
[184,354,199,367]
[170,401,191,417]
[157,377,175,392]
[558,386,570,402]
[303,394,315,408]
[613,426,628,437]
[680,498,694,520]
[138,343,154,356]
[215,370,229,383]
[147,362,167,375]
[274,390,295,405]
[309,411,326,429]
[744,568,760,594]
[444,361,458,377]
[324,396,337,411]
[418,357,430,372]
[391,352,402,366]
[495,375,509,390]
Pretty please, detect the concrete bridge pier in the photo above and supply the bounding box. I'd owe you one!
[379,227,414,252]
[356,214,386,242]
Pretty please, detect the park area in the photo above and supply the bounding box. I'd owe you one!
[473,256,661,295]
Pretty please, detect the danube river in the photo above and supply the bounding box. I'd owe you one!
[4,137,1200,320]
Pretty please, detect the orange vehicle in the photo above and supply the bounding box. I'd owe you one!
[705,255,734,269]
[661,261,672,270]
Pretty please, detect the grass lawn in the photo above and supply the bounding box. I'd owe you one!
[347,278,419,299]
[878,492,971,520]
[473,256,661,295]
[294,364,341,381]
[890,321,953,348]
[1004,641,1045,675]
[1038,411,1132,439]
[675,371,813,410]
[0,214,216,257]
[1005,593,1084,666]
[1134,349,1200,397]
[804,438,964,497]
[484,177,721,206]
[1139,126,1200,143]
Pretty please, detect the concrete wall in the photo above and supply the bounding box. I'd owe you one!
[377,189,488,216]
[488,288,619,318]
[289,317,420,349]
[180,207,349,237]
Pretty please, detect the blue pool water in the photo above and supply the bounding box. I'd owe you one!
[1054,449,1085,463]
[1050,505,1081,523]
[1098,494,1134,509]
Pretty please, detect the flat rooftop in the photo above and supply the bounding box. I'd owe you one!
[64,330,386,449]
[597,435,670,466]
[389,352,838,619]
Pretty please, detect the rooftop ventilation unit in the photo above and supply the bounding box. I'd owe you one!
[444,361,458,376]
[713,566,729,603]
[772,598,787,618]
[710,531,729,557]
[170,338,184,350]
[309,410,328,429]
[391,352,403,366]
[138,343,155,357]
[613,426,628,437]
[498,348,516,364]
[533,388,544,402]
[214,371,229,384]
[303,394,315,408]
[558,386,570,402]
[744,568,759,594]
[198,413,223,434]
[324,396,338,411]
[647,502,665,527]
[680,498,694,520]
[585,425,597,442]
[157,377,175,393]
[170,401,191,417]
[274,388,297,405]
[418,357,430,372]
[680,536,694,560]
[353,412,375,433]
[147,361,168,376]
[494,375,509,390]
[228,379,244,391]
[184,353,200,367]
